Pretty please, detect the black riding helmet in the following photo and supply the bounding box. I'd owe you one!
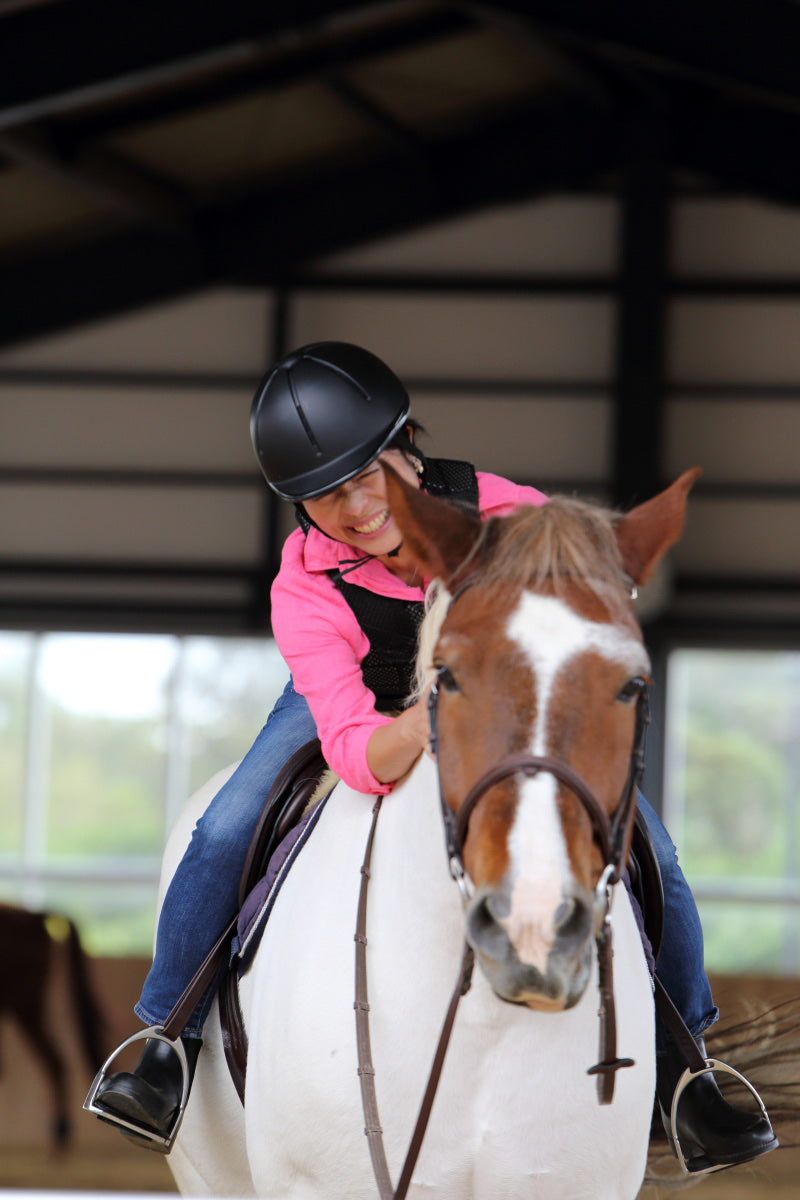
[250,342,412,501]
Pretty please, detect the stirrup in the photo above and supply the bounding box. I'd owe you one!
[83,1025,190,1153]
[668,1055,774,1176]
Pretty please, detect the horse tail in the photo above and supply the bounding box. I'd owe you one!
[707,992,800,1150]
[646,989,800,1187]
[61,917,110,1069]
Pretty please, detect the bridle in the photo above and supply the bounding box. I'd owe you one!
[429,671,650,907]
[427,661,651,1105]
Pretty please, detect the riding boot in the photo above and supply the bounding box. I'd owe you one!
[93,1035,202,1149]
[656,1034,778,1174]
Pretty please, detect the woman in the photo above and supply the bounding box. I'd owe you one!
[90,342,775,1171]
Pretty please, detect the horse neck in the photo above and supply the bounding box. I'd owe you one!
[369,753,464,951]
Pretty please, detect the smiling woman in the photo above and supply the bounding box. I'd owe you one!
[303,449,423,573]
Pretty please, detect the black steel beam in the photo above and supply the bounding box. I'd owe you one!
[611,125,670,508]
[37,8,474,147]
[484,0,800,108]
[0,2,374,128]
[214,99,623,280]
[0,98,624,349]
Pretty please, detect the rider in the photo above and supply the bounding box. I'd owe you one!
[88,341,776,1172]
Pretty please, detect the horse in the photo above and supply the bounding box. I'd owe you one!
[150,468,713,1200]
[0,902,110,1150]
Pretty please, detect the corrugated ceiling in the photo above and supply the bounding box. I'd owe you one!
[1,0,799,349]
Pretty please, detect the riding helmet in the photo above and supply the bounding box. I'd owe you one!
[250,341,411,501]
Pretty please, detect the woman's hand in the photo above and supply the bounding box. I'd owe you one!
[366,690,433,785]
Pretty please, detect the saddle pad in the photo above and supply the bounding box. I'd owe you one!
[233,793,330,972]
[622,871,655,976]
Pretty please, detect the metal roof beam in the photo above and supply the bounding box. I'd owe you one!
[0,126,191,230]
[0,2,471,133]
[0,98,623,349]
[481,0,800,111]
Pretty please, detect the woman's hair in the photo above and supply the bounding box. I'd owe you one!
[387,418,427,462]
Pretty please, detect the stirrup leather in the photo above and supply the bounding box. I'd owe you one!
[83,1026,190,1153]
[668,1055,774,1176]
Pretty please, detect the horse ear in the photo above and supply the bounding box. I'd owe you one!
[384,465,482,584]
[615,467,702,586]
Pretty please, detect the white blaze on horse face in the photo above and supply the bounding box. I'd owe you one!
[499,592,649,970]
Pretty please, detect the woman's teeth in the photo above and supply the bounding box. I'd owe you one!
[353,509,389,535]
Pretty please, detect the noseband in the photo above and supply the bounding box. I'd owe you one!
[427,667,650,1105]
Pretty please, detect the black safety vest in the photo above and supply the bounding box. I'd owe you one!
[325,458,479,710]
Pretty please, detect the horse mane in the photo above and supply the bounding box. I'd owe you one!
[412,496,633,702]
[477,497,631,607]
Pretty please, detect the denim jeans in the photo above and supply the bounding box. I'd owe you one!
[136,677,317,1036]
[136,680,717,1047]
[637,793,718,1053]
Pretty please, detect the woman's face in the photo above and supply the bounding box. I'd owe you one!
[303,449,420,557]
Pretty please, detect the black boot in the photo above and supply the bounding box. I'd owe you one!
[656,1035,778,1174]
[92,1036,201,1151]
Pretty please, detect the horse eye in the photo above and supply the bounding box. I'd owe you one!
[617,676,648,704]
[436,665,460,694]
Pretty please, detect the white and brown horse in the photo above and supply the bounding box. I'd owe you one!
[162,470,701,1199]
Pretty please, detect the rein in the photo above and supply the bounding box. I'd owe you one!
[354,798,475,1200]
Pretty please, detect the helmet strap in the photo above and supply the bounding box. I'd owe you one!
[294,503,315,535]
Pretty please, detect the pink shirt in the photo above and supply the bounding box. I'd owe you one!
[270,472,548,794]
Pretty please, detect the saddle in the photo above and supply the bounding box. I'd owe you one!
[150,739,330,1101]
[220,739,330,1101]
[627,810,665,966]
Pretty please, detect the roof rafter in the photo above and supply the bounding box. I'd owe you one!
[0,97,624,350]
[0,2,463,132]
[0,126,191,230]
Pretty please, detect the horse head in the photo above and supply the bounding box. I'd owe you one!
[387,467,701,1014]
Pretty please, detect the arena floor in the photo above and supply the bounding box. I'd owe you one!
[0,1142,797,1198]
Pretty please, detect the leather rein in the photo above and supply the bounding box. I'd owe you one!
[354,659,650,1200]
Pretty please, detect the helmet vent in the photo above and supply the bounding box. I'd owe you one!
[287,370,322,456]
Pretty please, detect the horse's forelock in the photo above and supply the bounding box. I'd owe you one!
[409,498,634,704]
[480,498,632,619]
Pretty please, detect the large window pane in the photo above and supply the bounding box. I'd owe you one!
[180,637,289,801]
[0,633,33,858]
[664,650,800,975]
[0,631,291,956]
[42,634,177,862]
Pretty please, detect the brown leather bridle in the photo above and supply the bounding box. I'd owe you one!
[427,663,651,1104]
[429,671,650,899]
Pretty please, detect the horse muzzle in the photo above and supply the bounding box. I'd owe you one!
[465,884,594,1010]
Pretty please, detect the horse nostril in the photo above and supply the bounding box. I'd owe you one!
[554,893,592,943]
[466,895,511,962]
[485,890,510,921]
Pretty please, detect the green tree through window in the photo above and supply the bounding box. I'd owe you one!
[0,632,289,955]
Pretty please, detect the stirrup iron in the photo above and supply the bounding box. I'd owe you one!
[668,1055,774,1176]
[83,1025,190,1153]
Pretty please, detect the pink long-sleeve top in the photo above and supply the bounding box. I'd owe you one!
[270,471,548,795]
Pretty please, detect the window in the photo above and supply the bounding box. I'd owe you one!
[664,649,800,976]
[0,632,289,955]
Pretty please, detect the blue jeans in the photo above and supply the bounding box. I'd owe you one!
[637,793,718,1053]
[136,683,716,1048]
[136,678,317,1036]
